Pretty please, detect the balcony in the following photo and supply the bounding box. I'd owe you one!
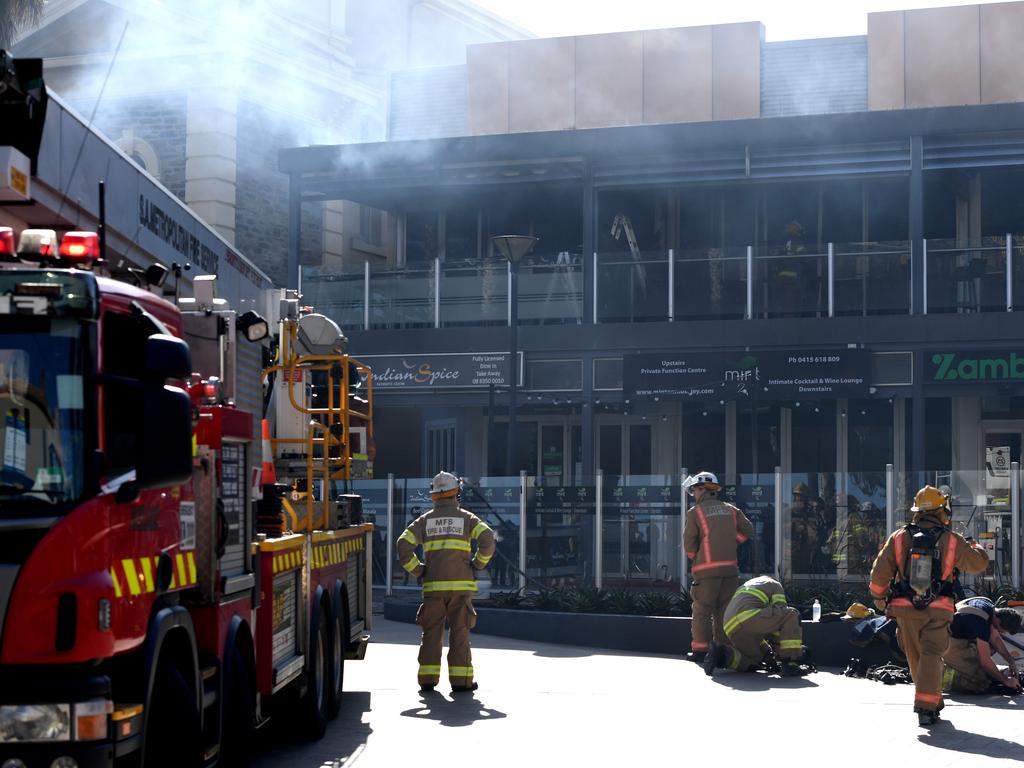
[302,236,1021,331]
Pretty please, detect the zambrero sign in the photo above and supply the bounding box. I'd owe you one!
[928,351,1024,383]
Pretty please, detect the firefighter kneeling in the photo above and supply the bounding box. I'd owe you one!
[943,597,1022,695]
[702,575,814,677]
[869,485,988,727]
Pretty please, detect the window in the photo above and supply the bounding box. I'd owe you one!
[594,358,622,390]
[360,205,383,246]
[526,359,582,391]
[101,311,150,476]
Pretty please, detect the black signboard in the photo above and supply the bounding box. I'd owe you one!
[359,352,513,389]
[624,349,869,400]
[926,350,1024,385]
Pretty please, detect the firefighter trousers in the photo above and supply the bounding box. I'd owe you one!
[416,592,477,687]
[942,638,990,694]
[726,607,802,671]
[691,574,738,653]
[893,609,951,712]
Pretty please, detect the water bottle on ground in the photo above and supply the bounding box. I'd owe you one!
[812,598,822,622]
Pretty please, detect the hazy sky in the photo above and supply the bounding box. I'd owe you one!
[472,0,1007,41]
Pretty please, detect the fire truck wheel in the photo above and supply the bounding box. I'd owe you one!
[328,600,346,718]
[301,604,330,740]
[220,644,255,767]
[145,661,201,768]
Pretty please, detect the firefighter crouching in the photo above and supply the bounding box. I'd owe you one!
[703,575,814,677]
[943,597,1022,695]
[869,485,989,726]
[683,471,754,661]
[396,471,496,693]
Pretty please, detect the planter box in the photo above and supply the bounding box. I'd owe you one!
[383,600,895,668]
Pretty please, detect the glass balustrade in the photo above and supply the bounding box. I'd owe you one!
[301,267,364,331]
[672,247,748,321]
[526,475,596,587]
[439,259,508,327]
[349,478,392,588]
[373,469,1020,592]
[926,237,1008,314]
[460,476,524,591]
[369,263,434,329]
[833,242,911,316]
[753,248,829,319]
[600,474,682,590]
[722,474,777,578]
[517,257,585,325]
[596,252,669,323]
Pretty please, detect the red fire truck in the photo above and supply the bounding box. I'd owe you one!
[0,226,374,768]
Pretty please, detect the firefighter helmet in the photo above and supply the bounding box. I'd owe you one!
[683,471,721,495]
[430,471,462,499]
[911,485,951,525]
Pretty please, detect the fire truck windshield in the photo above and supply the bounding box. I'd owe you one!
[0,317,86,511]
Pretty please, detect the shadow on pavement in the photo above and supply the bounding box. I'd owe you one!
[253,691,373,767]
[918,722,1024,760]
[399,691,508,727]
[710,672,819,690]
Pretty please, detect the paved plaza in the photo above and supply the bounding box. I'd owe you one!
[254,617,1024,767]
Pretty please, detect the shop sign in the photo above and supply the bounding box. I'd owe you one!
[624,349,869,400]
[927,351,1024,384]
[359,352,513,389]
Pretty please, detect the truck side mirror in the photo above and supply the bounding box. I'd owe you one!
[143,334,192,381]
[137,383,192,490]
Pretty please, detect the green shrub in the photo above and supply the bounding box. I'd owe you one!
[604,589,642,614]
[562,586,607,613]
[638,591,682,616]
[491,591,523,608]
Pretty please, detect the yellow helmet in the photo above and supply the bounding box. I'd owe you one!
[911,485,950,524]
[846,602,873,619]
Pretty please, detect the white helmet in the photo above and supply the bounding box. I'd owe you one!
[683,471,721,495]
[431,471,462,497]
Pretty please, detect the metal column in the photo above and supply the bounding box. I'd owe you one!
[385,473,394,596]
[434,256,441,328]
[287,174,301,291]
[1013,462,1020,587]
[363,260,370,331]
[592,252,599,324]
[885,463,895,534]
[1007,234,1014,312]
[595,470,603,589]
[746,245,753,319]
[827,242,834,318]
[774,466,783,579]
[922,239,929,315]
[668,249,674,322]
[519,471,528,591]
[680,468,688,591]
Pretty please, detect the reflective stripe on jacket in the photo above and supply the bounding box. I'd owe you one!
[684,496,754,577]
[723,575,788,638]
[868,520,987,610]
[395,497,496,592]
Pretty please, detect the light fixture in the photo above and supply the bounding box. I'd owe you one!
[238,310,269,342]
[490,234,538,264]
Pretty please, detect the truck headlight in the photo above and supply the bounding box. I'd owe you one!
[0,704,71,742]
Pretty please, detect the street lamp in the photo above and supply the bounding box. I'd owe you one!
[490,234,538,476]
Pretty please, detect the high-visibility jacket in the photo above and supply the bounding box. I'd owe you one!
[868,518,987,614]
[396,497,496,593]
[684,495,754,577]
[722,576,800,651]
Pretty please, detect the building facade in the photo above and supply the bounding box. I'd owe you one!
[12,0,531,285]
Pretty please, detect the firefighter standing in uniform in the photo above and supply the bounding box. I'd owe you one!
[942,597,1022,694]
[869,485,989,726]
[396,471,496,693]
[703,575,812,677]
[683,471,754,661]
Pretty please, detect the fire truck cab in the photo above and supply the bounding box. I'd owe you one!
[0,227,373,768]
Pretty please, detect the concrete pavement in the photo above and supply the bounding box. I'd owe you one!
[253,617,1024,767]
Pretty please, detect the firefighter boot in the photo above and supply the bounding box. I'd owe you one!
[452,682,479,693]
[703,641,718,676]
[916,709,939,727]
[420,683,435,692]
[780,662,813,677]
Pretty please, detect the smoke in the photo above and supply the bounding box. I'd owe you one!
[23,1,378,148]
